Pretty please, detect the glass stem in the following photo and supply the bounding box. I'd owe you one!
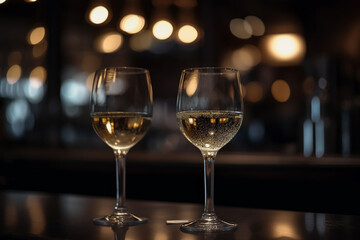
[114,149,128,212]
[203,153,217,215]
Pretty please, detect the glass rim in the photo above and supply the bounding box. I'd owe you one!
[96,66,149,74]
[182,67,240,74]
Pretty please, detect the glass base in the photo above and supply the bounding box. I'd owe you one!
[180,213,237,233]
[93,211,148,226]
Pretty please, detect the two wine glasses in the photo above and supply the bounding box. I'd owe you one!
[90,67,244,233]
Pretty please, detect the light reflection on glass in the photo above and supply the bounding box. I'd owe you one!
[178,24,198,43]
[152,20,173,40]
[28,26,45,45]
[120,14,145,34]
[185,74,198,96]
[86,72,95,91]
[89,5,109,25]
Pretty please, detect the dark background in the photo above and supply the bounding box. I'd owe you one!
[0,0,360,215]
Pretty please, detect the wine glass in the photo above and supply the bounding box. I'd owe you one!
[90,67,153,226]
[176,67,244,233]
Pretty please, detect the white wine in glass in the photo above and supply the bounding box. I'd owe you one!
[90,67,153,226]
[176,67,244,233]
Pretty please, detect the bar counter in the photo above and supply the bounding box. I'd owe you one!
[1,190,360,239]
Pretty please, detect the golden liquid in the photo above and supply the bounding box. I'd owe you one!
[91,112,151,150]
[177,110,243,152]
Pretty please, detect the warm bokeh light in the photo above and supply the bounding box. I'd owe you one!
[120,14,145,34]
[32,40,48,57]
[25,0,37,2]
[263,33,306,65]
[245,15,265,36]
[178,25,198,43]
[89,5,109,25]
[0,0,7,4]
[28,26,45,45]
[29,66,47,88]
[245,81,263,103]
[129,30,153,52]
[230,18,252,39]
[271,79,291,102]
[95,31,123,53]
[152,20,173,40]
[231,44,261,71]
[6,65,22,85]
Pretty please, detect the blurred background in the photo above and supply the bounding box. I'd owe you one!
[0,0,360,214]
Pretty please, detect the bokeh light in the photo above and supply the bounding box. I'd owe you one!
[231,44,261,71]
[28,26,45,45]
[271,79,291,102]
[61,80,88,106]
[152,20,173,40]
[24,80,45,104]
[32,40,48,58]
[178,25,198,43]
[230,18,252,39]
[6,99,31,137]
[29,66,47,88]
[89,5,109,25]
[263,33,306,65]
[95,31,123,53]
[120,14,145,34]
[244,16,265,36]
[7,65,22,85]
[0,0,7,4]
